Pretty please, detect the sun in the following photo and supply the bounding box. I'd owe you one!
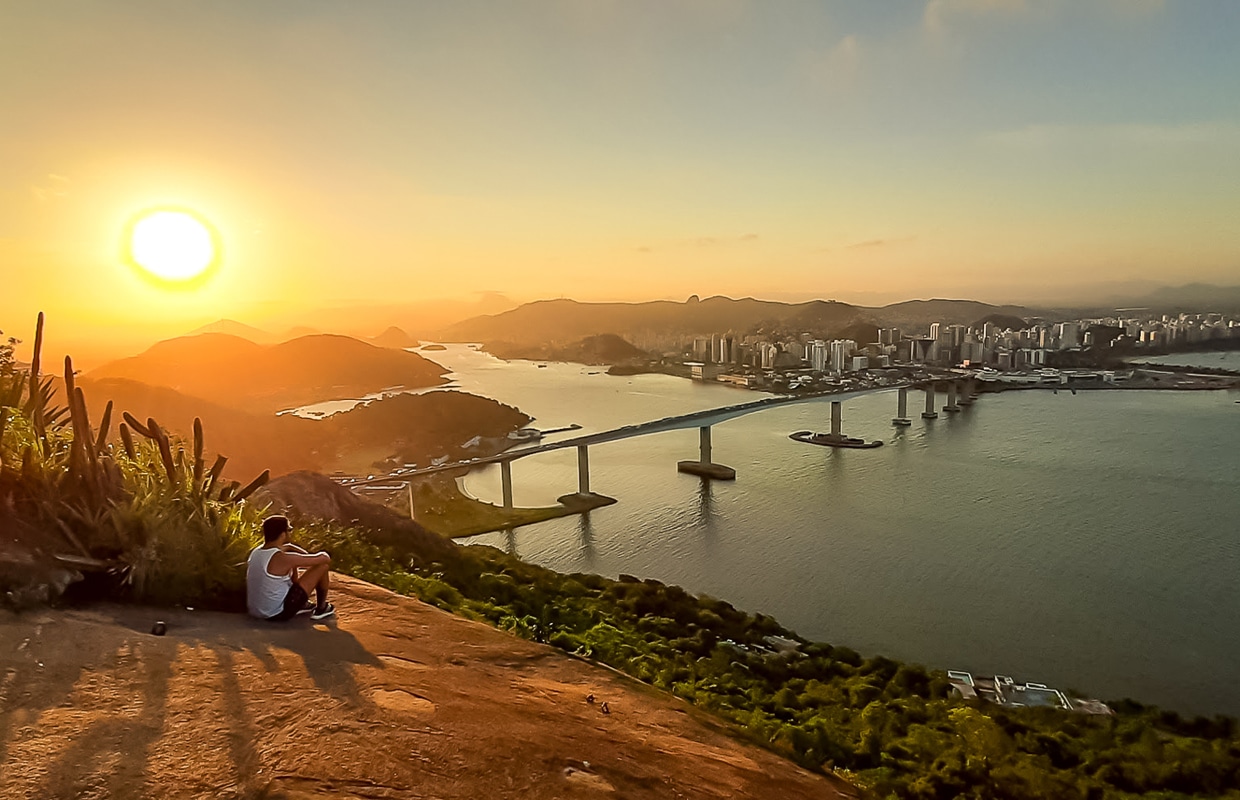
[126,209,219,283]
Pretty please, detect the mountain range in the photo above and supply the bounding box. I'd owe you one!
[88,332,446,414]
[439,296,1045,347]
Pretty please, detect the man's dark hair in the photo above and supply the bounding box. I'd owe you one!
[262,515,292,543]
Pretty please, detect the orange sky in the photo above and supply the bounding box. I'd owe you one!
[2,1,1238,363]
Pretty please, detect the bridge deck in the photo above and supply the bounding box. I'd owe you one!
[350,380,932,487]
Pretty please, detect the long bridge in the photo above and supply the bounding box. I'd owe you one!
[350,374,980,512]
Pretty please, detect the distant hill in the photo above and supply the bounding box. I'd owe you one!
[77,376,322,478]
[368,326,419,349]
[875,299,1041,330]
[441,296,1044,347]
[78,377,527,478]
[972,313,1029,331]
[88,333,448,414]
[188,319,279,343]
[441,296,868,345]
[486,333,649,364]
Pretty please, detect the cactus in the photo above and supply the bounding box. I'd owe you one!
[121,411,153,438]
[232,470,270,502]
[192,417,204,485]
[95,400,113,455]
[119,422,136,460]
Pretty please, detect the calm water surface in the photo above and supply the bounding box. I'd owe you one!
[428,345,1240,715]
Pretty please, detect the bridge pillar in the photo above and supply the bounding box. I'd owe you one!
[577,445,591,495]
[501,459,514,509]
[893,387,912,426]
[957,378,975,406]
[944,381,961,413]
[830,401,842,437]
[677,425,736,480]
[922,384,939,419]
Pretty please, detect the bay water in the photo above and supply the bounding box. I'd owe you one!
[427,345,1240,715]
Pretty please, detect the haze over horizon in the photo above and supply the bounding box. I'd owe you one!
[3,1,1238,360]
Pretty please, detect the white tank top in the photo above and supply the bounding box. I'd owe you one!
[247,546,293,619]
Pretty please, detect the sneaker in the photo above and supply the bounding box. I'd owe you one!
[309,603,336,621]
[295,600,316,616]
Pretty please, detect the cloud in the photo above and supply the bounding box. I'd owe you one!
[846,235,917,250]
[30,173,71,202]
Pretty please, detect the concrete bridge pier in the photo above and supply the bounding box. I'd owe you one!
[958,378,976,406]
[677,425,737,480]
[922,384,939,419]
[830,401,843,437]
[501,459,514,509]
[944,381,961,413]
[893,387,912,426]
[576,445,591,495]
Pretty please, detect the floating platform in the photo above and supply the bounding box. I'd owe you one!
[677,461,737,480]
[789,431,883,449]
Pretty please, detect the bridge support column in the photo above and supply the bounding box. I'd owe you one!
[677,425,736,480]
[944,381,961,413]
[958,378,975,406]
[893,387,912,426]
[501,460,514,509]
[577,445,591,495]
[830,401,842,437]
[922,385,939,419]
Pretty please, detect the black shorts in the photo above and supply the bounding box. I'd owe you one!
[269,583,309,622]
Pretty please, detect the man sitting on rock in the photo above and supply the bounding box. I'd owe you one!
[246,515,335,621]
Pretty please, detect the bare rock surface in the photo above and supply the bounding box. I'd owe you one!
[0,575,859,799]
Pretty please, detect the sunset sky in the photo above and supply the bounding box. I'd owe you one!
[2,1,1238,359]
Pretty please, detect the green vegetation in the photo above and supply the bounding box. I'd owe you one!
[392,474,615,538]
[0,314,268,609]
[300,525,1240,800]
[5,315,1240,798]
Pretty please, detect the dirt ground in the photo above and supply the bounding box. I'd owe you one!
[0,575,860,800]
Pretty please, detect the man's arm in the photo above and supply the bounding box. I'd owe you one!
[281,543,310,555]
[269,550,331,575]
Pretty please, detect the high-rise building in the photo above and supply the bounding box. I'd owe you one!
[810,340,829,372]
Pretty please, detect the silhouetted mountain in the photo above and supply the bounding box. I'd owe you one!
[441,296,1045,347]
[972,313,1029,331]
[188,319,279,343]
[88,333,447,413]
[486,333,649,364]
[441,297,867,345]
[295,292,517,340]
[368,326,419,349]
[80,376,527,479]
[876,299,1041,330]
[78,376,321,478]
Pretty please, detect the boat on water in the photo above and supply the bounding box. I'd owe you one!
[789,430,883,449]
